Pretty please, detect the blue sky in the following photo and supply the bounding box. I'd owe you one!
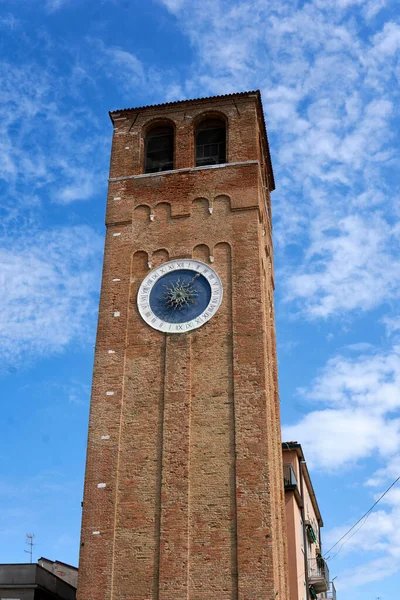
[1,0,399,597]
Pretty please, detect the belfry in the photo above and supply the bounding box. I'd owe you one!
[77,91,289,600]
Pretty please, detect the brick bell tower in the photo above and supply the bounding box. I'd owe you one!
[77,91,289,600]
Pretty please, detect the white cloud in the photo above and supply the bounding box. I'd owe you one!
[158,0,185,13]
[0,226,102,370]
[363,0,387,19]
[284,343,400,587]
[324,485,400,588]
[0,14,19,29]
[155,0,399,320]
[336,555,398,589]
[55,167,97,204]
[0,23,169,382]
[283,346,400,469]
[382,315,400,335]
[346,342,374,352]
[88,38,184,102]
[0,59,105,207]
[366,455,400,486]
[285,408,400,469]
[369,21,400,58]
[326,510,394,558]
[0,51,108,370]
[102,46,145,88]
[45,0,72,12]
[286,215,400,318]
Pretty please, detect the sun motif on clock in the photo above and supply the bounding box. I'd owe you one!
[137,259,223,333]
[162,274,200,310]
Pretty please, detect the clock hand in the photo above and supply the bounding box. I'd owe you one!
[161,275,199,310]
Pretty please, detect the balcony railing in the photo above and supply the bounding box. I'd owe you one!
[283,463,298,489]
[319,581,336,600]
[308,557,329,594]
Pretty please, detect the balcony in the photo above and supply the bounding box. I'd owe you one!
[319,581,336,600]
[283,463,298,490]
[308,557,329,594]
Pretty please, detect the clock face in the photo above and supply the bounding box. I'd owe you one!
[137,259,223,333]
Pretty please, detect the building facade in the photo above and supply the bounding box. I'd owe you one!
[283,442,336,600]
[38,559,78,589]
[77,91,289,600]
[0,563,76,600]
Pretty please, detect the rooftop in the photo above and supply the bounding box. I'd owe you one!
[109,89,261,116]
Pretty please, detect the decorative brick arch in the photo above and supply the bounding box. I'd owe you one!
[192,243,210,263]
[191,197,210,215]
[152,248,169,267]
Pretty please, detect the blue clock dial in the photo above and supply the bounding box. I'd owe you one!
[150,269,211,324]
[137,259,223,334]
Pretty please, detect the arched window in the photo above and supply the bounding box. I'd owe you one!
[144,125,174,173]
[195,118,226,167]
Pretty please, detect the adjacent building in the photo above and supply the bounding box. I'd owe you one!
[0,562,76,600]
[37,559,78,590]
[283,441,336,600]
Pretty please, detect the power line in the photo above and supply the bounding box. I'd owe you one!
[296,474,400,584]
[324,475,400,557]
[295,474,399,586]
[327,512,372,561]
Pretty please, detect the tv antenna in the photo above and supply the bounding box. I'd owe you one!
[24,533,35,563]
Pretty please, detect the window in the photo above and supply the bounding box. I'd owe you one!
[144,125,174,173]
[195,118,226,167]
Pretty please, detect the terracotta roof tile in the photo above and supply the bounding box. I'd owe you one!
[109,90,260,115]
